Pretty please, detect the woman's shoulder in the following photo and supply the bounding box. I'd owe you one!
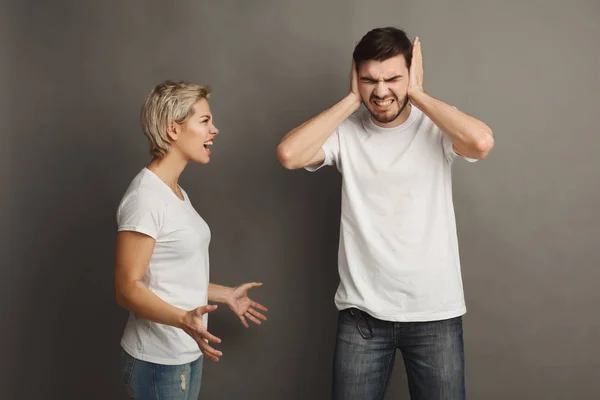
[118,170,167,211]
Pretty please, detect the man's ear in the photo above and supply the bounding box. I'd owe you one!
[166,122,179,142]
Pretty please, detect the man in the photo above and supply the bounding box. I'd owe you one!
[277,27,493,400]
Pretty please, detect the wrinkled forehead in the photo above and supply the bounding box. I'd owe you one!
[358,55,409,80]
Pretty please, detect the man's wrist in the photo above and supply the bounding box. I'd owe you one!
[408,88,429,107]
[345,92,361,111]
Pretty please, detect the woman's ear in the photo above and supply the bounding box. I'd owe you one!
[166,122,179,141]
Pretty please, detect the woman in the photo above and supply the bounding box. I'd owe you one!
[114,80,268,399]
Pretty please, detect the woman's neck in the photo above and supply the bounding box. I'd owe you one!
[147,151,188,193]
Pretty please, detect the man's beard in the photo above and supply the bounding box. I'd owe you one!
[366,94,410,124]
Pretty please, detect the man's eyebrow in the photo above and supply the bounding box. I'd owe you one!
[360,75,403,81]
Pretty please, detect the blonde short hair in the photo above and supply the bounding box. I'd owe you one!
[140,80,211,158]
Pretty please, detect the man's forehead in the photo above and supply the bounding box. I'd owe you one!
[359,55,408,77]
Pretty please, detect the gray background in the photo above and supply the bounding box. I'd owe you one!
[2,0,599,399]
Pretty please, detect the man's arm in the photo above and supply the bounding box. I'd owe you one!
[409,37,494,159]
[410,91,494,159]
[277,61,361,170]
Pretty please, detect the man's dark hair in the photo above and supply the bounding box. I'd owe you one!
[353,27,412,69]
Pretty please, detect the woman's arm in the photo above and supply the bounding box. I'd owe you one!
[209,282,269,328]
[114,231,223,361]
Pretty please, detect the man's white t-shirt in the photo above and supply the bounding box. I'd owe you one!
[307,105,475,322]
[117,168,210,365]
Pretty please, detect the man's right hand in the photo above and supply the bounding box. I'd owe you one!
[350,59,360,101]
[276,48,362,170]
[181,305,223,361]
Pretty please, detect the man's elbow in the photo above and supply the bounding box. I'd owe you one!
[276,143,300,170]
[473,131,494,159]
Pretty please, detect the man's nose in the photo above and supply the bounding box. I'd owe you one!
[373,81,390,98]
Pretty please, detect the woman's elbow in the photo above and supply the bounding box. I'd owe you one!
[114,279,132,309]
[115,286,126,308]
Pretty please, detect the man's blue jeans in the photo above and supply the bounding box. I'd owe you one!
[333,308,465,400]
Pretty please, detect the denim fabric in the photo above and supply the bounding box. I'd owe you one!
[333,308,465,400]
[122,349,203,400]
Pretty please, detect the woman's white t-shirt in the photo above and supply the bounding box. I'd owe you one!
[117,168,210,365]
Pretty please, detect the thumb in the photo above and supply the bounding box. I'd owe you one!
[239,282,263,292]
[197,304,218,315]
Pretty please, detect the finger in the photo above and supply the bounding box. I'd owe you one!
[198,304,218,315]
[412,41,421,59]
[197,336,222,356]
[252,301,268,312]
[239,315,249,328]
[239,282,262,292]
[246,312,262,325]
[200,345,221,360]
[200,328,222,344]
[199,341,222,361]
[248,308,267,321]
[201,349,219,362]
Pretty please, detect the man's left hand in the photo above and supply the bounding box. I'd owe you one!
[408,36,425,100]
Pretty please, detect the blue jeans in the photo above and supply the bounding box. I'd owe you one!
[333,308,465,400]
[121,349,203,400]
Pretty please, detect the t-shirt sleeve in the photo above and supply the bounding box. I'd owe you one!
[305,127,342,172]
[116,188,165,239]
[441,105,478,163]
[442,133,478,164]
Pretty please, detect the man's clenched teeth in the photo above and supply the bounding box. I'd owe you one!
[373,99,394,107]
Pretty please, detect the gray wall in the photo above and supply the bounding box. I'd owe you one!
[3,0,599,399]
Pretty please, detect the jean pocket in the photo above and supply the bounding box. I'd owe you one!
[339,308,359,324]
